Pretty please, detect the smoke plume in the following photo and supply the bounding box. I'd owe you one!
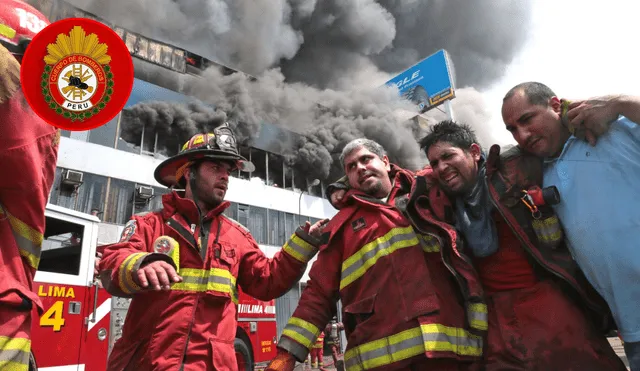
[61,0,533,181]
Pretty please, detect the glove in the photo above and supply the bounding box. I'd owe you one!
[265,349,297,371]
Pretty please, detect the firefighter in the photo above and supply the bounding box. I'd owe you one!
[99,125,327,371]
[0,2,57,370]
[266,138,486,371]
[310,329,324,368]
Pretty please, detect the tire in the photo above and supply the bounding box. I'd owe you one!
[28,352,37,371]
[335,359,345,371]
[234,337,253,371]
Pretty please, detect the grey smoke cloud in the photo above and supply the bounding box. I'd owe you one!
[61,0,533,181]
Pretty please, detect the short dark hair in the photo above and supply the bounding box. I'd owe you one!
[418,120,479,155]
[503,81,557,107]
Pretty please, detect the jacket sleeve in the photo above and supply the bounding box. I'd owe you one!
[237,226,320,301]
[276,233,342,362]
[98,216,176,297]
[0,44,59,275]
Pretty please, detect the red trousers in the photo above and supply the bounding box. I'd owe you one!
[310,347,323,366]
[484,280,626,371]
[0,305,32,371]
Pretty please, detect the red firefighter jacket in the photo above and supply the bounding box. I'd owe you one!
[278,166,486,371]
[410,145,614,333]
[99,191,318,371]
[0,44,59,315]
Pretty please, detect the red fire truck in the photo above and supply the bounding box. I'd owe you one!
[30,204,277,371]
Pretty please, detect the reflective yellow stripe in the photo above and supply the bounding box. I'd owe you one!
[282,317,322,349]
[0,205,42,269]
[340,226,419,290]
[344,324,482,371]
[118,252,147,294]
[468,303,488,331]
[532,216,562,242]
[283,234,318,263]
[0,336,30,371]
[172,268,238,303]
[418,234,440,253]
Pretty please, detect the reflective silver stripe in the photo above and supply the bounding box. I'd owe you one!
[283,234,317,263]
[172,268,238,302]
[418,234,440,253]
[345,331,424,371]
[340,226,419,289]
[118,253,146,294]
[0,348,30,366]
[344,324,483,371]
[0,204,42,269]
[281,317,321,349]
[468,303,488,331]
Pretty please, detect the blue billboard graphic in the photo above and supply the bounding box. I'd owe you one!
[385,49,456,112]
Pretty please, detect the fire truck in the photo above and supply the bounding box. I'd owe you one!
[30,204,278,371]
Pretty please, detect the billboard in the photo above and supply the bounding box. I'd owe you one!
[385,49,456,112]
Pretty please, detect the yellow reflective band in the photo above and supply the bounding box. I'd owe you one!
[340,226,419,290]
[532,216,562,242]
[283,234,318,263]
[0,24,16,40]
[468,303,488,331]
[344,324,483,371]
[0,205,43,269]
[172,268,238,303]
[0,336,30,371]
[118,252,147,294]
[282,317,322,349]
[418,234,440,253]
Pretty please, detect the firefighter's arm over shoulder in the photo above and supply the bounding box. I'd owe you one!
[274,230,342,363]
[99,215,176,297]
[235,220,324,301]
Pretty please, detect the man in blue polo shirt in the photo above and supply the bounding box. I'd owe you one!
[501,81,640,370]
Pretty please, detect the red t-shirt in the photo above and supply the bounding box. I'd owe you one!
[473,212,539,294]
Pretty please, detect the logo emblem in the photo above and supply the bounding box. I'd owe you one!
[119,220,137,243]
[154,236,178,255]
[351,217,367,232]
[21,18,134,131]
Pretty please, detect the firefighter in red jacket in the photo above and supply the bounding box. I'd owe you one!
[415,121,625,370]
[0,2,57,370]
[309,322,325,368]
[99,125,326,371]
[267,138,486,371]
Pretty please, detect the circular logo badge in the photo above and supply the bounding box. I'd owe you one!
[21,17,134,131]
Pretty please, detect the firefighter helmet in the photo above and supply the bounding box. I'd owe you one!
[0,0,50,56]
[154,123,255,187]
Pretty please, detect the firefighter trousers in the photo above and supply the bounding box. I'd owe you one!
[483,280,626,371]
[0,304,32,371]
[310,347,323,367]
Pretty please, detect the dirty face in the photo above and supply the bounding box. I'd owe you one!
[502,90,568,158]
[427,141,481,196]
[343,146,392,198]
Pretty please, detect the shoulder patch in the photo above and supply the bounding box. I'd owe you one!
[119,220,137,242]
[222,215,250,234]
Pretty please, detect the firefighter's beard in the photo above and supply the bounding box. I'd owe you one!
[193,181,226,213]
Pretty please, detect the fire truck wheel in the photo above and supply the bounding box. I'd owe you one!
[234,337,253,371]
[28,352,37,371]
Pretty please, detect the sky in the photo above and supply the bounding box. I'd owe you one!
[481,0,640,145]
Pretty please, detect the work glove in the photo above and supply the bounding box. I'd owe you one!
[265,349,297,371]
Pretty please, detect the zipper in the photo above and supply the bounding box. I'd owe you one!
[404,209,469,300]
[483,175,602,315]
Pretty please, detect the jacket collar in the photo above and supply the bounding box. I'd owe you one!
[161,190,230,225]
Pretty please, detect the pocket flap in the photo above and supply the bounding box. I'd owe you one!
[344,293,377,315]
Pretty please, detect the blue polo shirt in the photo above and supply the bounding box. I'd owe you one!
[543,116,640,342]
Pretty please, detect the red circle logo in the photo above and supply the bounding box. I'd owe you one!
[21,17,134,131]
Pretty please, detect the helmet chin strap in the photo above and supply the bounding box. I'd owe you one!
[188,164,204,218]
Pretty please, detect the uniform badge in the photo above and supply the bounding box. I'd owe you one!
[119,220,136,242]
[20,17,134,131]
[351,217,366,232]
[153,236,179,255]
